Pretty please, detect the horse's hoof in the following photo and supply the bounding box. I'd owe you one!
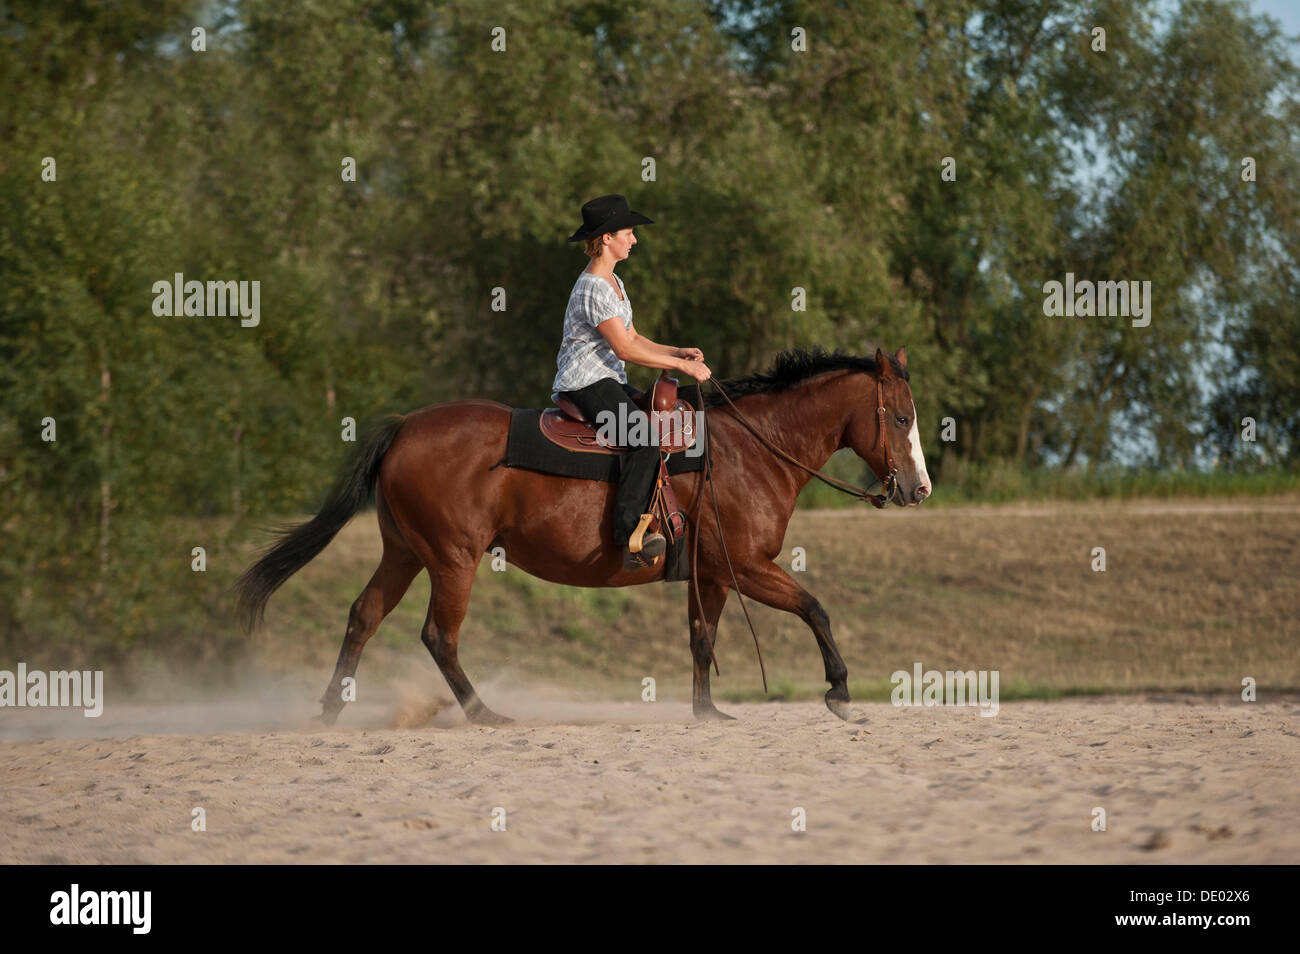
[468,707,513,726]
[825,694,854,722]
[693,705,736,722]
[315,708,341,727]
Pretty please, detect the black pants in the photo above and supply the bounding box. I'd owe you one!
[559,377,663,546]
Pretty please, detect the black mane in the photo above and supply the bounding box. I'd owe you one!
[701,346,906,408]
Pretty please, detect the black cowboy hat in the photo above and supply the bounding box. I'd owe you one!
[565,194,654,243]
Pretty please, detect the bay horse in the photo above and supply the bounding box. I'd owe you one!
[235,346,932,724]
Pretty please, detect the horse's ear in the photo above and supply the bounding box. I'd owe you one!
[874,347,892,379]
[894,346,908,370]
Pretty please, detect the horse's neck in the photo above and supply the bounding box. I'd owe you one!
[727,372,852,482]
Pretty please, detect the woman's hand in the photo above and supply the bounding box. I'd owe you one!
[675,347,704,362]
[679,358,712,382]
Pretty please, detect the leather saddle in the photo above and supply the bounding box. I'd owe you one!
[541,371,698,456]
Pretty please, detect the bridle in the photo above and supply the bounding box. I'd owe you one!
[686,371,901,692]
[871,374,901,505]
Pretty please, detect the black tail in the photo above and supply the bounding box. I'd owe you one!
[235,414,406,632]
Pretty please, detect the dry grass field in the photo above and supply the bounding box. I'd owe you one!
[230,495,1300,707]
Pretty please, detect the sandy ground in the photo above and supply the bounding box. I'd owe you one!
[2,695,1296,864]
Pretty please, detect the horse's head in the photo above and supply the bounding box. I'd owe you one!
[843,346,932,506]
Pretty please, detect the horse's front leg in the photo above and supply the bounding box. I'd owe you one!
[687,580,732,720]
[735,559,855,721]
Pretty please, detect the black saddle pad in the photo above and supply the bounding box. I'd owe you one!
[500,408,708,482]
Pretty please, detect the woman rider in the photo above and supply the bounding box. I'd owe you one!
[552,194,712,568]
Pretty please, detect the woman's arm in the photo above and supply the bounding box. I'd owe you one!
[597,318,710,380]
[635,334,698,362]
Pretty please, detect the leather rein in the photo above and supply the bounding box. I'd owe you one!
[687,373,899,692]
[710,375,899,508]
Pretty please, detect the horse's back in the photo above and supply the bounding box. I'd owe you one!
[382,399,512,467]
[410,397,513,416]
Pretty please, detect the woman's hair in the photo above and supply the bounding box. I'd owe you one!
[583,234,606,259]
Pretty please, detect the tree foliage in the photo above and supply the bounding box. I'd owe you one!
[1,0,1297,656]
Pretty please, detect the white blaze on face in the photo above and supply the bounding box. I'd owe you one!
[907,415,931,495]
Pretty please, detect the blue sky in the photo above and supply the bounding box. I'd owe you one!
[1250,0,1300,36]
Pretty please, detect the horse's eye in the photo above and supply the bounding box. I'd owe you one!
[895,415,908,427]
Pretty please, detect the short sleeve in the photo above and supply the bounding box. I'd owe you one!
[576,280,624,330]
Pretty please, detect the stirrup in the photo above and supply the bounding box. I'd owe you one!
[628,513,655,553]
[625,514,665,570]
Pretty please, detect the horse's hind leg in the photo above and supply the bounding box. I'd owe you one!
[319,545,421,725]
[421,560,512,726]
